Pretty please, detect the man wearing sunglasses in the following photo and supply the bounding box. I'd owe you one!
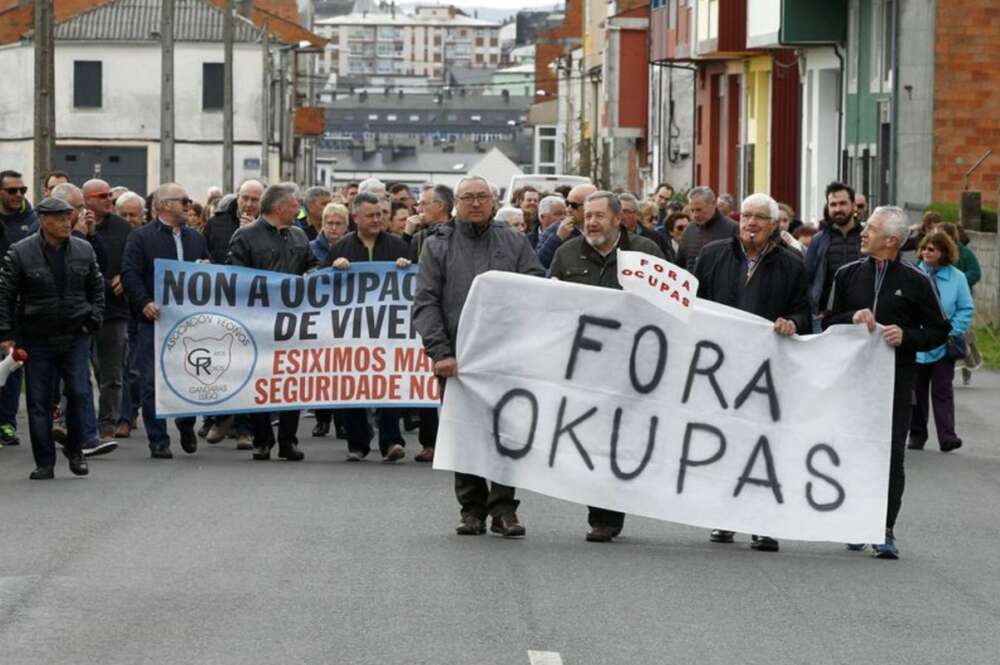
[83,179,134,448]
[0,169,38,447]
[535,183,597,269]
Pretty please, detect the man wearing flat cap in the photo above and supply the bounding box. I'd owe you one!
[0,197,105,479]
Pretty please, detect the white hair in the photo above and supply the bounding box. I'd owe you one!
[358,177,385,195]
[495,206,524,224]
[872,205,910,246]
[687,186,716,204]
[740,192,780,222]
[116,191,145,210]
[538,195,566,216]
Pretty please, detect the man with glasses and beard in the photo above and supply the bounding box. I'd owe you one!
[414,176,544,538]
[121,183,210,459]
[0,170,39,446]
[805,182,863,332]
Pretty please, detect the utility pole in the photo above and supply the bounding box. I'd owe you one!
[223,0,235,192]
[260,23,270,182]
[33,0,54,199]
[160,0,175,183]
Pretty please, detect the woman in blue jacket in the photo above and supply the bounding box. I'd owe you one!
[909,231,975,452]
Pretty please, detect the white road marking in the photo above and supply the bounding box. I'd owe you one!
[528,650,564,665]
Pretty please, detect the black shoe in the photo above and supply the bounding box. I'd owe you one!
[29,466,54,480]
[940,438,963,453]
[750,535,779,552]
[403,415,420,432]
[67,453,89,476]
[150,447,173,459]
[278,442,304,461]
[586,525,617,543]
[907,436,926,450]
[710,529,735,543]
[311,421,330,437]
[490,513,526,538]
[83,440,118,458]
[0,424,19,446]
[335,425,348,440]
[252,445,271,461]
[197,419,213,439]
[179,429,198,454]
[456,514,486,535]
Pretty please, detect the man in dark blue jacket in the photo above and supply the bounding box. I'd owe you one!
[0,169,38,446]
[121,183,210,459]
[805,182,862,330]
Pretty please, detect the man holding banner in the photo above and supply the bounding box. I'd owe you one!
[228,182,316,462]
[121,183,210,459]
[413,175,544,538]
[693,192,811,552]
[328,191,414,462]
[824,205,950,559]
[549,190,664,543]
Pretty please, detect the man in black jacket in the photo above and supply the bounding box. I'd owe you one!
[823,205,950,559]
[618,192,675,263]
[550,191,665,543]
[229,182,316,462]
[693,192,811,552]
[121,183,210,459]
[82,179,133,443]
[204,179,263,265]
[329,192,414,462]
[676,186,738,269]
[0,197,104,479]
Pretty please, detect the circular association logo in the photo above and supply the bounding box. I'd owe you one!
[161,313,258,406]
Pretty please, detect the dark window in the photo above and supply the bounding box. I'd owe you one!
[73,61,102,108]
[203,63,224,110]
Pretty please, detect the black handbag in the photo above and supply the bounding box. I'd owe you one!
[946,335,968,360]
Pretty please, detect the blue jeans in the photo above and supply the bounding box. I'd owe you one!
[0,364,22,429]
[137,320,194,449]
[23,336,93,468]
[118,317,141,427]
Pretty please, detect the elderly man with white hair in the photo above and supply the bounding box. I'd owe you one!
[495,206,526,233]
[693,192,811,554]
[823,205,951,560]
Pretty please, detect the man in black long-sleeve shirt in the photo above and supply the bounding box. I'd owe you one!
[824,206,950,560]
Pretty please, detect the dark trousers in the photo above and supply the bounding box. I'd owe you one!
[118,317,141,427]
[588,507,625,528]
[439,376,520,518]
[418,408,438,448]
[341,408,403,456]
[911,357,959,445]
[95,318,127,433]
[0,364,22,429]
[23,337,92,467]
[137,321,195,449]
[251,411,299,448]
[887,364,915,531]
[314,408,345,433]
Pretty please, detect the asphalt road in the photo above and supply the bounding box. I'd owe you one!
[1,371,999,665]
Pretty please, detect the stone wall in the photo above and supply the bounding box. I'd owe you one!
[968,230,999,326]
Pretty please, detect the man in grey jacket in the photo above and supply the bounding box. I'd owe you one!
[413,175,544,538]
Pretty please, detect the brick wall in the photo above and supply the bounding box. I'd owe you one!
[533,0,583,103]
[968,230,999,326]
[933,2,1000,209]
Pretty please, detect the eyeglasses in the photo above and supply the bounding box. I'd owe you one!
[457,193,492,204]
[740,212,773,222]
[87,191,113,200]
[3,186,27,195]
[566,201,582,209]
[162,197,192,206]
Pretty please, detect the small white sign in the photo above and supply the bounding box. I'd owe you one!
[617,250,698,322]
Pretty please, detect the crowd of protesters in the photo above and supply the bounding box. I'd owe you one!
[0,165,985,559]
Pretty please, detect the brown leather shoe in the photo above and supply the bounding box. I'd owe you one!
[490,513,526,538]
[586,525,617,542]
[414,446,434,463]
[456,514,486,535]
[113,422,131,439]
